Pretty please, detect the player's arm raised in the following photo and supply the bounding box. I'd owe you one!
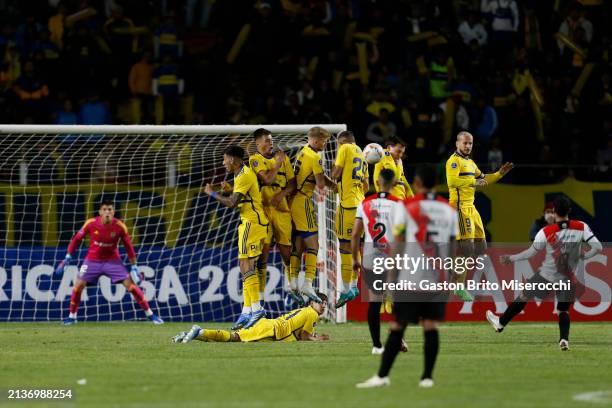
[256,150,287,185]
[479,162,514,185]
[204,183,243,208]
[500,229,545,264]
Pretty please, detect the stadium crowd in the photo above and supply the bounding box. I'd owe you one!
[0,0,610,183]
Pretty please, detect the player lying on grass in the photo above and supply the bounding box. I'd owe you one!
[55,200,163,325]
[487,195,602,351]
[173,293,330,343]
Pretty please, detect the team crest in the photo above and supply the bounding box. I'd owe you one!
[252,160,259,168]
[451,163,457,169]
[111,232,116,238]
[94,230,99,235]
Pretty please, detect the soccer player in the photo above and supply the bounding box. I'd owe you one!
[205,145,269,330]
[357,165,458,388]
[289,126,336,303]
[446,131,513,301]
[248,128,296,304]
[55,200,164,325]
[373,136,414,200]
[173,293,329,343]
[350,168,408,354]
[487,195,602,351]
[331,130,368,307]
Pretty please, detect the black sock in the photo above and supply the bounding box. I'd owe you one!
[368,302,382,348]
[378,328,405,378]
[422,330,439,380]
[558,312,570,341]
[499,300,527,326]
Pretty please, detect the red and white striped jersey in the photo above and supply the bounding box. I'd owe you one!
[393,193,459,283]
[394,193,459,246]
[356,192,402,269]
[512,220,597,281]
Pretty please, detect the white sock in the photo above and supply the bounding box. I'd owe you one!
[69,312,77,319]
[351,280,359,290]
[303,279,314,292]
[144,309,153,317]
[251,302,262,312]
[259,292,264,301]
[289,277,298,291]
[242,305,252,314]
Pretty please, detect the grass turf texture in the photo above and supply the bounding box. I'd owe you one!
[1,322,611,408]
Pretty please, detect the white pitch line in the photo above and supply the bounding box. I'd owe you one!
[573,391,612,404]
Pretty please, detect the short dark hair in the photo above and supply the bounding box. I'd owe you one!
[253,128,271,141]
[385,135,406,147]
[414,165,437,189]
[224,145,245,160]
[337,130,355,142]
[378,168,396,187]
[315,292,328,304]
[553,195,571,217]
[100,200,114,208]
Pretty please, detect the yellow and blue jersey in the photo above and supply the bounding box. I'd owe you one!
[335,142,367,208]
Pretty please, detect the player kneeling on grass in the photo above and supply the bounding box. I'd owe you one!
[173,293,329,343]
[55,200,163,325]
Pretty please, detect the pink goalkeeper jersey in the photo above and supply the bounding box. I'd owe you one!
[67,216,136,262]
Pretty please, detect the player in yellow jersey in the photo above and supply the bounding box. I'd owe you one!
[205,145,269,330]
[173,293,330,343]
[373,136,414,199]
[248,128,296,306]
[330,130,368,308]
[290,126,336,303]
[446,131,514,301]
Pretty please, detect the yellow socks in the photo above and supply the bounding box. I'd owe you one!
[340,249,352,292]
[304,248,317,281]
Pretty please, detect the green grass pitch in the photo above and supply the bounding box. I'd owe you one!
[1,322,611,408]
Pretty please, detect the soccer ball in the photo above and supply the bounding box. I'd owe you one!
[363,143,384,164]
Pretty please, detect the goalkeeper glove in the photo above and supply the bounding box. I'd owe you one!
[130,265,142,284]
[55,254,71,277]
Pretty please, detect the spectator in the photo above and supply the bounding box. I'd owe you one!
[557,4,593,54]
[473,95,498,144]
[487,137,504,171]
[596,134,612,181]
[48,3,67,50]
[153,54,183,124]
[129,51,155,123]
[54,99,78,124]
[481,0,519,52]
[13,60,49,121]
[79,94,112,125]
[458,10,488,46]
[155,14,183,59]
[528,202,555,241]
[366,108,398,143]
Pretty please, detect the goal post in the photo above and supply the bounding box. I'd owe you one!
[0,124,346,323]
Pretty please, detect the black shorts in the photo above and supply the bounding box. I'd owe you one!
[361,268,387,296]
[393,296,447,324]
[522,273,575,305]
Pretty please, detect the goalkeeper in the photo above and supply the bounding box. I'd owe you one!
[55,200,164,325]
[173,293,329,343]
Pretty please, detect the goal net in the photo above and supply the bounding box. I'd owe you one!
[0,124,346,323]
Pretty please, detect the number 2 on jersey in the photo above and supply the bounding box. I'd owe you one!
[352,157,364,181]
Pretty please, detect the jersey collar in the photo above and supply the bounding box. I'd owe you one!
[454,150,471,159]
